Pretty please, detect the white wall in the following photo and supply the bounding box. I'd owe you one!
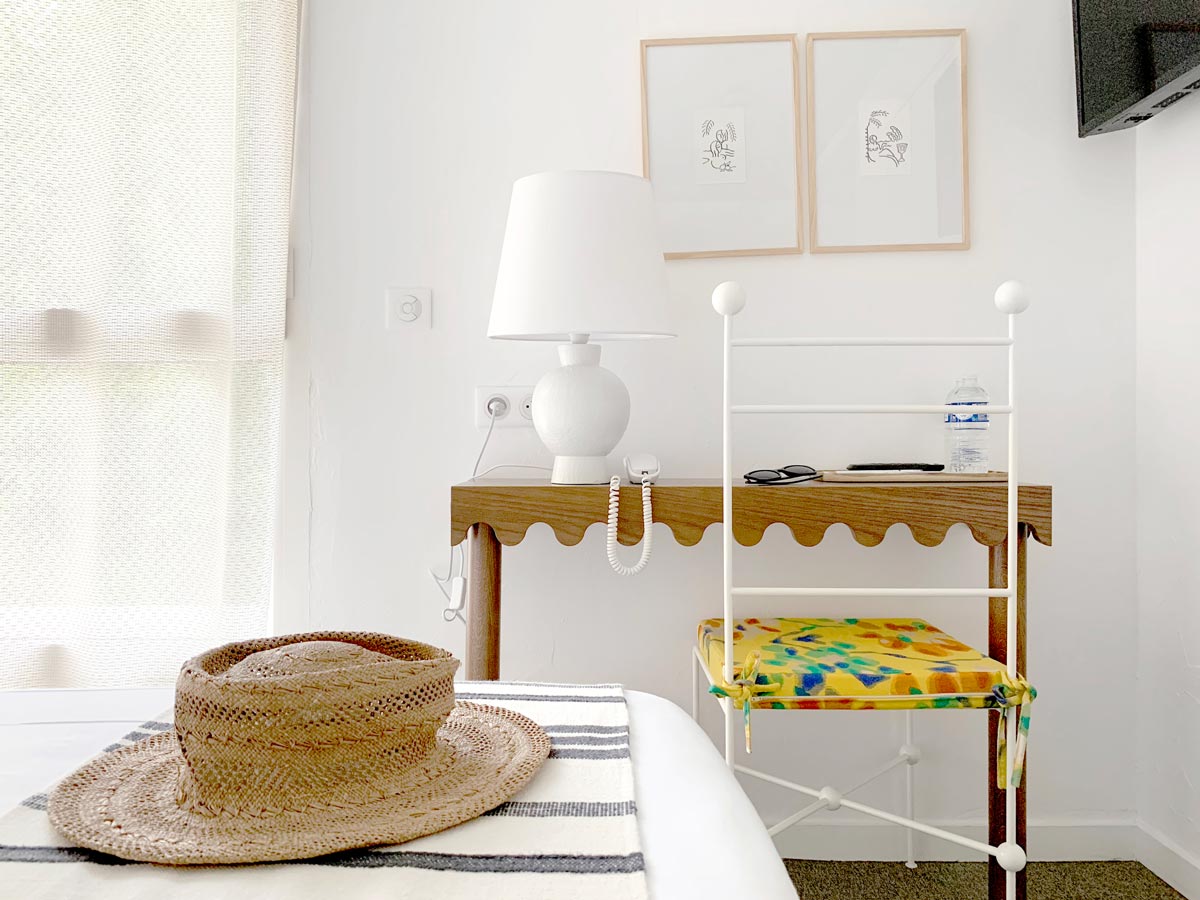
[282,0,1139,858]
[1135,104,1200,894]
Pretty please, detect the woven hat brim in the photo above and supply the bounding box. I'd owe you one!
[47,702,549,865]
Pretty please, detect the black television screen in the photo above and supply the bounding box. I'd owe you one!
[1073,0,1200,136]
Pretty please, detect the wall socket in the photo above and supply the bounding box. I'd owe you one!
[474,385,535,428]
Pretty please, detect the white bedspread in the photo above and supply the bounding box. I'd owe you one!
[0,686,796,900]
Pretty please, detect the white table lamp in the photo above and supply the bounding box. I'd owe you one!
[489,170,674,484]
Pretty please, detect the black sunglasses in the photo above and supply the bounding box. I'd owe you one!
[743,464,819,485]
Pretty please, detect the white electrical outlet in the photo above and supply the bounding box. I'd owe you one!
[475,385,535,428]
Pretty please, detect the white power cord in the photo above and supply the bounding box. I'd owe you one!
[431,398,505,626]
[430,544,466,624]
[472,463,552,480]
[431,397,552,624]
[606,474,653,575]
[469,396,552,481]
[471,398,503,478]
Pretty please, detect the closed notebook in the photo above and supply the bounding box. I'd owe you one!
[820,470,1009,483]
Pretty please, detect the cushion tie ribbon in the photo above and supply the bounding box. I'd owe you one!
[992,678,1036,789]
[708,651,771,753]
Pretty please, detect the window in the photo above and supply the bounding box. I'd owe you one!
[0,0,299,687]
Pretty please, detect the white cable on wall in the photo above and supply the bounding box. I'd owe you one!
[471,400,502,478]
[469,396,552,481]
[431,400,504,626]
[432,399,552,623]
[472,463,552,480]
[606,475,653,576]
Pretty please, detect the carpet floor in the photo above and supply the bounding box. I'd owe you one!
[783,860,1184,899]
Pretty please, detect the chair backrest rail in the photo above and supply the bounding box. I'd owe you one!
[733,336,1012,347]
[732,403,1013,415]
[732,587,1015,598]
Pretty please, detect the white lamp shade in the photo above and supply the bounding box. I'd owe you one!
[489,170,674,341]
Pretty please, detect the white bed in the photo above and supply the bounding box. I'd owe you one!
[627,690,796,899]
[0,687,795,900]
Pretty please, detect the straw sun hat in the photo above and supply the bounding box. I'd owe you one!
[48,632,550,865]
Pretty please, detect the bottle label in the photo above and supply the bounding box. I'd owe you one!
[945,401,988,424]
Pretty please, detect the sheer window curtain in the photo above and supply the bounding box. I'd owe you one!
[0,1,299,688]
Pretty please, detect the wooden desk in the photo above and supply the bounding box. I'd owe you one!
[451,477,1051,899]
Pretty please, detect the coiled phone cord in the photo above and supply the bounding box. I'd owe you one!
[606,475,653,575]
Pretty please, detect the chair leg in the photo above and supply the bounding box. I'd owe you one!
[690,651,699,721]
[904,710,918,869]
[722,696,735,767]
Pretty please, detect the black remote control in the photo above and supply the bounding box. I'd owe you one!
[845,463,945,472]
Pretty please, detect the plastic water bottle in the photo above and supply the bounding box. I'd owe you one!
[944,376,989,473]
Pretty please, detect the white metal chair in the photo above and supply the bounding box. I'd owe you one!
[693,280,1033,899]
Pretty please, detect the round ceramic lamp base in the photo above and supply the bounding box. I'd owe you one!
[532,342,630,485]
[549,455,610,485]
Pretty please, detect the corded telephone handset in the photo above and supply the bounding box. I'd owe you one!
[606,454,660,575]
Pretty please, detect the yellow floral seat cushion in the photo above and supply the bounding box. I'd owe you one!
[698,616,1023,712]
[698,616,1036,788]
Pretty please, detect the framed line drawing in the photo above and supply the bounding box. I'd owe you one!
[807,29,969,253]
[640,35,803,259]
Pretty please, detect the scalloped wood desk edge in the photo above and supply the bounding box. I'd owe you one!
[451,480,1052,550]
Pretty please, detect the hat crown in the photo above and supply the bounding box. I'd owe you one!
[172,633,458,817]
[224,640,394,679]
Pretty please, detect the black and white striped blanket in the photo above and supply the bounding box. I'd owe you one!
[0,682,647,900]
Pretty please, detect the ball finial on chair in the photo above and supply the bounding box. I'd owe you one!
[712,281,746,316]
[818,786,843,811]
[995,841,1027,872]
[994,280,1030,315]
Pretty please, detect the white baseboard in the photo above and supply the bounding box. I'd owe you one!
[772,818,1136,863]
[1137,820,1200,900]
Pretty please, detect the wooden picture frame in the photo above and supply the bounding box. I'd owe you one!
[640,35,803,260]
[807,29,970,253]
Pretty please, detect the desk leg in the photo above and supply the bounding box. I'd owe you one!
[466,524,502,681]
[988,525,1028,900]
